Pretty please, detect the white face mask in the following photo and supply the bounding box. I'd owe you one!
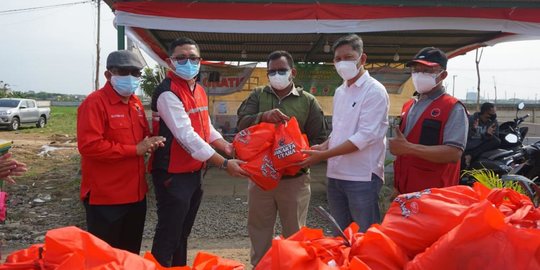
[412,72,443,94]
[269,70,292,90]
[335,59,360,81]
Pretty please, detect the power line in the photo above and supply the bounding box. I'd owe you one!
[0,1,92,15]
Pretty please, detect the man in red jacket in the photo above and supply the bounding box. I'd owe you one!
[77,50,165,254]
[150,37,248,267]
[389,47,468,194]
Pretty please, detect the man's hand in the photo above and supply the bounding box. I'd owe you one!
[297,149,327,168]
[226,159,250,178]
[136,136,166,156]
[310,142,328,151]
[0,153,28,185]
[473,118,479,129]
[388,127,411,156]
[224,143,235,158]
[486,123,496,136]
[261,109,290,123]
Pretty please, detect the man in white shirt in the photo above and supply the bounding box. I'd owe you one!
[300,34,389,232]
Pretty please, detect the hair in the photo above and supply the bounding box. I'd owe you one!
[480,102,495,114]
[168,37,200,55]
[332,34,363,54]
[267,50,294,69]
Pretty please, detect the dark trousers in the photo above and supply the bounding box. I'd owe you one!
[151,170,203,267]
[83,197,146,254]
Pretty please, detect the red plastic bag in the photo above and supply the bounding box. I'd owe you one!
[0,191,7,222]
[380,185,480,259]
[406,198,540,270]
[192,252,244,270]
[271,118,309,170]
[240,150,282,191]
[233,122,275,161]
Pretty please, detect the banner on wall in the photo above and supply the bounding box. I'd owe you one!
[295,64,410,95]
[295,64,341,96]
[199,63,257,95]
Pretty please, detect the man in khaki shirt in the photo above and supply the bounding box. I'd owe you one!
[237,50,327,266]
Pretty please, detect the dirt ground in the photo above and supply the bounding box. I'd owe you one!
[0,130,394,268]
[0,131,255,266]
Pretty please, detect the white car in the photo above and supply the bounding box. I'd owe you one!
[0,98,51,131]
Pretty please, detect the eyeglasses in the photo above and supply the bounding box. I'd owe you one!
[267,69,290,76]
[110,69,142,77]
[171,56,201,65]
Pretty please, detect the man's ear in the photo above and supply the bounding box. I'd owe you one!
[439,70,448,82]
[104,70,112,81]
[291,67,297,78]
[359,53,368,66]
[166,58,175,70]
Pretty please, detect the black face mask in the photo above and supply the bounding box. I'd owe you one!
[489,113,497,121]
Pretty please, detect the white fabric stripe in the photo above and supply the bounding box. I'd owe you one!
[115,11,540,36]
[124,26,169,67]
[186,106,208,115]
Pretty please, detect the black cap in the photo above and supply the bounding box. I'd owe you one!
[406,47,448,70]
[106,50,144,70]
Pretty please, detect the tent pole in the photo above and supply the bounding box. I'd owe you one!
[118,25,125,50]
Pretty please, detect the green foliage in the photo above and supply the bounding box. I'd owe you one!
[140,65,166,98]
[463,169,525,194]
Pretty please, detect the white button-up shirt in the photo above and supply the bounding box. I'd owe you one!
[328,71,389,181]
[157,91,223,162]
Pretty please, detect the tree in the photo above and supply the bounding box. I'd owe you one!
[140,65,166,98]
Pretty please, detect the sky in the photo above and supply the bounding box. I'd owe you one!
[1,0,540,101]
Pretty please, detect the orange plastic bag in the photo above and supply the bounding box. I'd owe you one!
[406,198,540,270]
[240,150,282,191]
[256,224,368,270]
[0,244,50,270]
[281,134,309,176]
[233,122,275,161]
[143,252,191,270]
[271,117,309,170]
[380,185,480,259]
[192,252,244,270]
[0,226,157,270]
[350,224,409,270]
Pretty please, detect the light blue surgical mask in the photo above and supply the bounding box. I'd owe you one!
[111,75,140,97]
[174,60,200,80]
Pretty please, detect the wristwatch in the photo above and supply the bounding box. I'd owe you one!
[220,159,229,170]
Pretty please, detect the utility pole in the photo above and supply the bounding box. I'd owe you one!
[493,76,497,104]
[94,0,101,91]
[475,48,484,111]
[452,75,457,97]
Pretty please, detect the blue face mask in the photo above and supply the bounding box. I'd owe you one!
[111,75,140,97]
[174,60,200,80]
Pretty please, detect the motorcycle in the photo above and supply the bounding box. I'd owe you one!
[460,102,534,186]
[498,102,529,150]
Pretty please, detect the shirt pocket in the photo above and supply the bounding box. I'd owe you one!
[108,117,133,142]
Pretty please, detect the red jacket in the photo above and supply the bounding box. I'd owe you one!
[77,83,150,205]
[150,72,211,173]
[394,94,461,194]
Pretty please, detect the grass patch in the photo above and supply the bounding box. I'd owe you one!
[16,106,77,136]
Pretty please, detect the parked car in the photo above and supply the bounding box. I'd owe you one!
[0,98,51,131]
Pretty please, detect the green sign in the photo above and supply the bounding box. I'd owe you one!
[295,64,341,96]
